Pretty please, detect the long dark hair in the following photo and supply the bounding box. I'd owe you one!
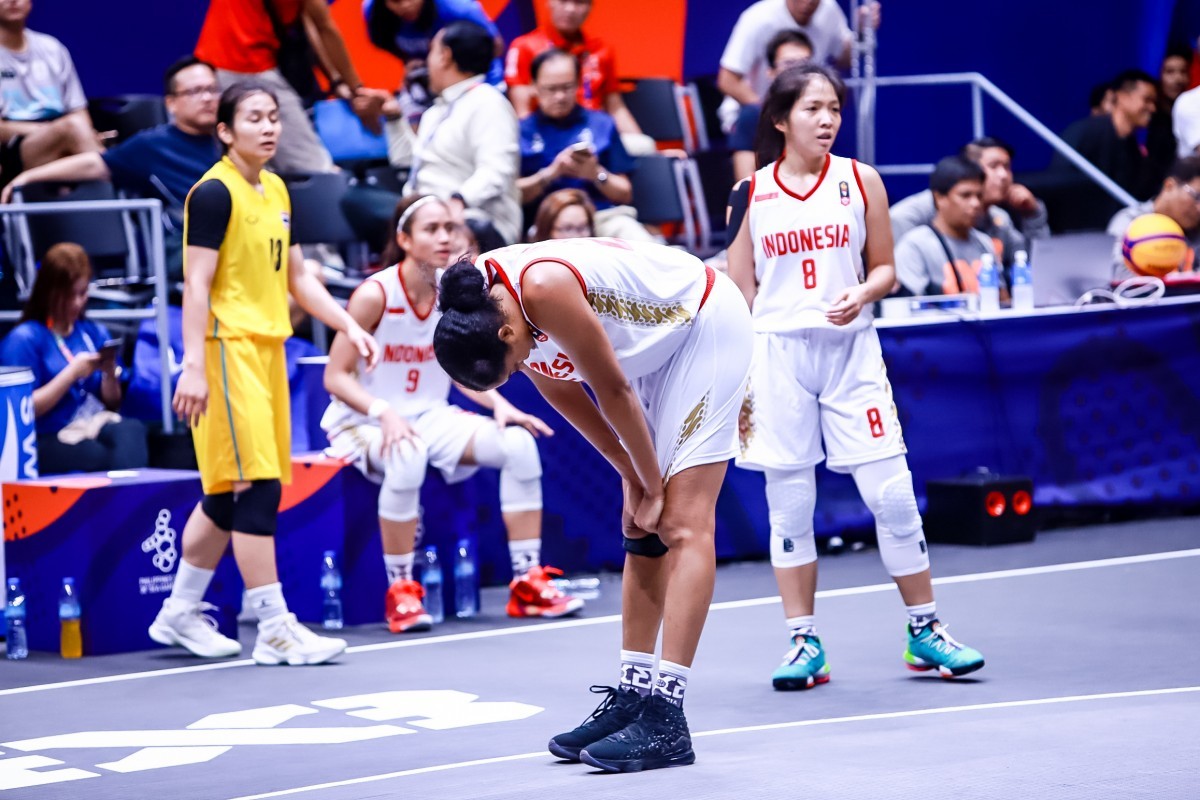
[433,259,509,390]
[381,193,448,266]
[754,63,847,169]
[366,0,435,59]
[216,81,279,153]
[21,242,92,325]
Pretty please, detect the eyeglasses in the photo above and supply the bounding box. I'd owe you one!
[1182,183,1200,207]
[537,82,578,97]
[172,86,219,99]
[552,224,592,237]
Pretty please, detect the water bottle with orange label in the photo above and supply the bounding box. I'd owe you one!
[59,577,82,659]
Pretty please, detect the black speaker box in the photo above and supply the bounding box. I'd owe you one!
[147,427,198,470]
[924,474,1036,546]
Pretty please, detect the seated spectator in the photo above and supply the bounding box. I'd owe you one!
[381,21,521,244]
[730,30,813,182]
[505,0,652,155]
[1175,81,1200,159]
[894,156,1002,296]
[363,0,505,125]
[516,49,650,241]
[1089,81,1115,116]
[2,57,222,282]
[0,243,147,474]
[1149,44,1193,178]
[716,0,878,131]
[1106,155,1200,279]
[0,0,101,188]
[892,137,1046,266]
[530,188,595,242]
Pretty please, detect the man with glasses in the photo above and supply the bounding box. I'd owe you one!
[517,49,649,241]
[2,57,222,281]
[1107,156,1200,279]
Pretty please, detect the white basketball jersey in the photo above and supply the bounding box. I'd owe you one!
[748,154,871,333]
[478,238,716,382]
[322,265,450,435]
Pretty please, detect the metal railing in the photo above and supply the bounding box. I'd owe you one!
[0,198,175,433]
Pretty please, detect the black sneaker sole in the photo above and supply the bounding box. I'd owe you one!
[547,740,583,761]
[579,747,696,773]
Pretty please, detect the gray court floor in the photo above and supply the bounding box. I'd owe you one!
[1,517,1197,799]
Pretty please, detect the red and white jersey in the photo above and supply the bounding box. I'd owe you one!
[323,265,450,434]
[748,154,871,333]
[479,238,717,382]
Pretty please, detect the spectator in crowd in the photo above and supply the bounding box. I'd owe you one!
[1149,44,1193,174]
[505,0,652,155]
[379,21,521,244]
[363,0,505,125]
[729,30,813,182]
[530,187,595,242]
[1107,155,1200,279]
[716,0,879,131]
[195,0,375,173]
[0,243,148,474]
[461,209,507,258]
[0,0,101,188]
[516,49,649,241]
[1175,74,1200,159]
[1052,69,1158,208]
[2,57,222,282]
[894,156,1002,296]
[892,137,1046,266]
[1089,80,1115,116]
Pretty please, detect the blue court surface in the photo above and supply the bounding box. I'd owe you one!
[1,516,1197,799]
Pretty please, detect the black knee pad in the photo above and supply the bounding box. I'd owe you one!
[623,532,669,558]
[231,480,282,536]
[201,491,235,531]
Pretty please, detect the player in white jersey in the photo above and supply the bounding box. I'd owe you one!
[322,195,583,634]
[726,64,984,690]
[433,238,753,773]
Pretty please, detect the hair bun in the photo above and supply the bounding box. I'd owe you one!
[438,260,490,314]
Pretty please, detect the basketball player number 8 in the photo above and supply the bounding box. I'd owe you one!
[802,258,817,289]
[406,369,420,393]
[867,407,884,438]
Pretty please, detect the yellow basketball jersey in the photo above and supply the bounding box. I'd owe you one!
[185,156,293,340]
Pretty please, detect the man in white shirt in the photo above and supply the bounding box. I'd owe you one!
[1175,84,1200,160]
[381,21,521,244]
[716,0,879,131]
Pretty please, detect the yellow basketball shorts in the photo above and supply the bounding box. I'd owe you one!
[193,336,292,495]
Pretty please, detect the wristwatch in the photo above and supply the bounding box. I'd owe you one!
[595,171,610,185]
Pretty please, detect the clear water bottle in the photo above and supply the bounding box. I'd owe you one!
[59,577,82,659]
[549,577,602,600]
[454,537,478,619]
[978,253,1001,313]
[421,546,445,624]
[6,577,28,660]
[1010,249,1034,313]
[320,550,344,630]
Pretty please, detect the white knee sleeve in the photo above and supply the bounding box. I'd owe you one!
[852,456,929,577]
[472,424,543,513]
[379,439,428,523]
[765,468,817,568]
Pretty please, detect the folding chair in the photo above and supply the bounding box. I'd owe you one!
[622,78,709,154]
[88,95,167,145]
[630,155,713,255]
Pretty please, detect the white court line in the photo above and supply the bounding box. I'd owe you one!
[2,547,1197,698]
[225,685,1200,800]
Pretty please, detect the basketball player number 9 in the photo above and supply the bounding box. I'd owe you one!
[802,258,817,289]
[406,369,420,393]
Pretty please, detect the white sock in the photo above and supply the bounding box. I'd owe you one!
[654,660,691,707]
[786,615,817,640]
[619,649,656,697]
[907,601,938,631]
[509,539,541,576]
[169,560,215,606]
[247,583,289,624]
[385,553,415,584]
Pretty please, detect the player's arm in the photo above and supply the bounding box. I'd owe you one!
[725,179,757,309]
[604,93,643,137]
[827,163,895,326]
[454,382,553,437]
[521,261,663,515]
[286,243,381,368]
[323,282,386,415]
[522,367,630,474]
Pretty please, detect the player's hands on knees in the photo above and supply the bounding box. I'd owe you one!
[826,285,871,326]
[635,490,665,534]
[346,322,381,371]
[493,402,554,438]
[380,408,420,457]
[173,366,209,428]
[621,479,649,536]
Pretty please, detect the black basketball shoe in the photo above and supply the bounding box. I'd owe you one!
[579,694,695,773]
[547,685,645,761]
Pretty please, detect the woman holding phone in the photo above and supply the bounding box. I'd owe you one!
[0,242,148,474]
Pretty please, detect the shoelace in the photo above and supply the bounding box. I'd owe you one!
[583,685,626,722]
[782,636,820,665]
[190,602,223,633]
[927,624,964,653]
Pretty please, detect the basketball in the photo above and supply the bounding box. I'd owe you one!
[1121,213,1191,277]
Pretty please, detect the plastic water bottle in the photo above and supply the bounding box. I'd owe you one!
[5,578,28,660]
[454,537,478,619]
[978,253,1001,313]
[320,550,344,630]
[1010,249,1034,313]
[421,546,445,624]
[550,577,602,600]
[59,577,82,659]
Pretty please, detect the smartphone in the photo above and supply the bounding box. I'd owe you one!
[569,141,594,155]
[99,338,122,358]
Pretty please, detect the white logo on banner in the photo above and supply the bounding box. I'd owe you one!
[141,510,177,573]
[0,690,543,790]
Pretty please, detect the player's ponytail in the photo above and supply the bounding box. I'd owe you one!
[434,259,509,391]
[755,64,847,168]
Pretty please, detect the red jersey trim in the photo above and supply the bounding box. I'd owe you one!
[397,265,434,321]
[697,266,717,311]
[851,159,869,214]
[519,258,589,297]
[773,153,830,202]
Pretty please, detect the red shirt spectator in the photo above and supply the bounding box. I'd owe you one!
[195,0,303,75]
[505,23,618,112]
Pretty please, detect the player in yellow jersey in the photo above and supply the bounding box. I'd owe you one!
[148,82,380,665]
